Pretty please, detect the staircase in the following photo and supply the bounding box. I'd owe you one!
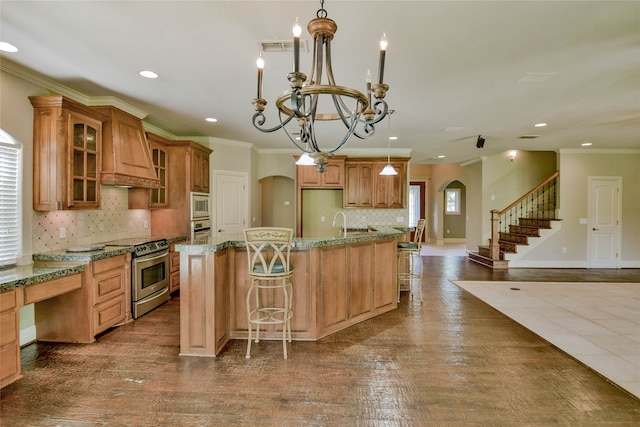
[469,171,561,269]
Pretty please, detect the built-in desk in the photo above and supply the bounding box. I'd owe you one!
[1,264,85,388]
[176,228,403,357]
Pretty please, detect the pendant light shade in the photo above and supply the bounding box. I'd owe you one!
[295,152,315,165]
[379,163,398,176]
[379,109,398,176]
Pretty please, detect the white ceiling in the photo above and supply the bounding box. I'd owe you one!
[1,1,639,164]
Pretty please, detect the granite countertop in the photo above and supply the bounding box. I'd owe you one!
[6,234,190,292]
[176,227,405,253]
[32,246,134,263]
[0,263,86,292]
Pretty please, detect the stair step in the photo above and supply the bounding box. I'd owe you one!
[508,225,540,237]
[519,218,554,228]
[499,232,529,244]
[468,251,509,269]
[478,245,505,260]
[525,210,557,219]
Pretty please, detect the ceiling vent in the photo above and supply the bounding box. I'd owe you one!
[519,135,540,139]
[259,40,309,53]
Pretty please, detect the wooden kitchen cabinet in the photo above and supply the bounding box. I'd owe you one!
[145,134,213,237]
[373,160,407,208]
[30,96,108,211]
[191,147,210,193]
[0,289,22,388]
[35,254,131,343]
[342,158,408,208]
[169,239,187,293]
[128,135,170,209]
[343,161,374,207]
[296,156,345,188]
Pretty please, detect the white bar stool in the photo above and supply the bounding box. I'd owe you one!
[244,227,294,359]
[397,218,426,303]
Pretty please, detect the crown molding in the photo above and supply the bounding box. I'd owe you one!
[1,58,148,118]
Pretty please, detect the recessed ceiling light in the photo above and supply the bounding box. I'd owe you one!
[139,70,158,79]
[205,117,218,123]
[389,136,398,140]
[581,142,593,147]
[534,123,547,127]
[0,42,18,53]
[433,155,446,159]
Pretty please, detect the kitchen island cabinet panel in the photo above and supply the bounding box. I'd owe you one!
[348,243,374,320]
[374,239,398,309]
[177,230,401,356]
[318,246,349,333]
[179,249,229,357]
[229,249,315,340]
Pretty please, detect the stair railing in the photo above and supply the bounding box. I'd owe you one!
[489,171,560,259]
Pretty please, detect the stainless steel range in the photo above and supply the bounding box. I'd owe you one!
[102,237,170,319]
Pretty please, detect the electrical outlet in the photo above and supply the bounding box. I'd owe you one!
[321,216,325,222]
[59,227,66,239]
[562,247,567,253]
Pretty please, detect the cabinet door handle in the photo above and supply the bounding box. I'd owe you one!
[218,229,223,232]
[592,228,599,231]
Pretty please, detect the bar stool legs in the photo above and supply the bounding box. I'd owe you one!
[396,219,426,304]
[245,276,293,359]
[397,249,423,303]
[243,227,294,360]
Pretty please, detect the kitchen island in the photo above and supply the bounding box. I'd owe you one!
[176,228,403,357]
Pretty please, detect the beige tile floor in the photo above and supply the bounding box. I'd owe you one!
[421,241,467,256]
[453,280,640,399]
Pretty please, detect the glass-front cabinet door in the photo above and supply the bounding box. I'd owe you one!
[69,113,102,208]
[150,146,168,207]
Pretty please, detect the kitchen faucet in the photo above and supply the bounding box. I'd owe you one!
[332,211,347,236]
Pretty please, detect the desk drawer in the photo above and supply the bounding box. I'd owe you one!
[24,273,82,305]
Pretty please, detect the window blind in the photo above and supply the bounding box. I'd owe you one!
[0,135,22,267]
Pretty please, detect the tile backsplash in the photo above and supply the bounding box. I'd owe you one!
[31,187,150,253]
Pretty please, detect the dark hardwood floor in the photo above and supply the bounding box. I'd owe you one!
[1,257,639,426]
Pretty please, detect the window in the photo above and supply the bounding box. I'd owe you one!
[445,188,460,215]
[0,129,22,267]
[408,184,421,227]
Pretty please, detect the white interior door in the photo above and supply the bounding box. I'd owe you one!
[588,177,621,268]
[215,171,248,237]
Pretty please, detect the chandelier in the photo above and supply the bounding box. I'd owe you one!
[251,0,390,172]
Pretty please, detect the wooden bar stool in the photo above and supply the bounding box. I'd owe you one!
[397,219,426,303]
[243,227,294,359]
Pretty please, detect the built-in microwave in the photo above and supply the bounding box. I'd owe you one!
[190,192,210,220]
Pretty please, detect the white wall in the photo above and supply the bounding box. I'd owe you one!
[518,150,640,267]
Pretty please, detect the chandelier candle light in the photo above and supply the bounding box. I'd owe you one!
[252,0,390,172]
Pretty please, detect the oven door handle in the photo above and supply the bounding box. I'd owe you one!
[134,251,169,264]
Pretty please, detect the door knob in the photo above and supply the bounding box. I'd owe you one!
[592,228,599,231]
[218,229,223,232]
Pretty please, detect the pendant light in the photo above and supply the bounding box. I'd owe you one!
[379,110,398,176]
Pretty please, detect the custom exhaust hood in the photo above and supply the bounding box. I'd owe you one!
[92,105,160,189]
